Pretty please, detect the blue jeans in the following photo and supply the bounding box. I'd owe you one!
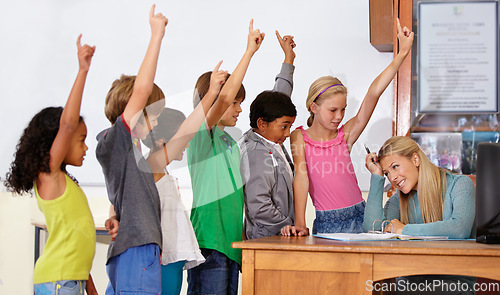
[313,201,365,234]
[187,248,239,295]
[34,280,86,295]
[105,243,161,295]
[161,261,185,295]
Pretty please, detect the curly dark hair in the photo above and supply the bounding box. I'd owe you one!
[4,107,82,195]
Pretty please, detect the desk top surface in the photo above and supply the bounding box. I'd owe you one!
[32,221,107,232]
[233,235,500,257]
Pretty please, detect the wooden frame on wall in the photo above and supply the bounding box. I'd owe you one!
[393,0,414,136]
[414,0,499,115]
[394,0,500,137]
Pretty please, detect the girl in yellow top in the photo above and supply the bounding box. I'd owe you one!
[5,35,97,295]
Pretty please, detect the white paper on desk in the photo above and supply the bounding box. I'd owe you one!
[313,233,449,241]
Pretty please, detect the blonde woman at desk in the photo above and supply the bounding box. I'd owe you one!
[363,136,475,294]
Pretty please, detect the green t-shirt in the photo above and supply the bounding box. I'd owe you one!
[187,123,244,264]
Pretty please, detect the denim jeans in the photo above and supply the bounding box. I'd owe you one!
[313,201,365,234]
[34,280,86,295]
[105,243,161,295]
[187,248,240,295]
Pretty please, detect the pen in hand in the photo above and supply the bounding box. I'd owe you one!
[365,144,376,163]
[364,144,371,154]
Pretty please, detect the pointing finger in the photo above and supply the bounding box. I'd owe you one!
[77,34,82,48]
[150,4,156,18]
[249,19,254,32]
[275,30,283,43]
[396,18,402,35]
[214,60,223,72]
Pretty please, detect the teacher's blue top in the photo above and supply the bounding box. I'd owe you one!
[362,171,476,239]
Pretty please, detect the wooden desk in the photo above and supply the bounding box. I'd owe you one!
[233,235,500,294]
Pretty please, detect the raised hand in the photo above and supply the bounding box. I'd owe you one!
[208,60,228,96]
[247,19,265,55]
[76,34,95,72]
[149,4,168,38]
[275,30,296,64]
[365,153,383,176]
[122,3,168,130]
[396,18,414,55]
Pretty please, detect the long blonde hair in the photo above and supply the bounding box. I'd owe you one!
[305,76,347,127]
[378,136,447,224]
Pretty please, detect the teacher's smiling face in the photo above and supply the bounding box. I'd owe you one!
[379,153,420,194]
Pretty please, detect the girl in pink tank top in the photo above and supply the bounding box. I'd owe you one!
[281,18,414,236]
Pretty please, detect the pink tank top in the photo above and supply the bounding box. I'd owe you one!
[298,126,363,211]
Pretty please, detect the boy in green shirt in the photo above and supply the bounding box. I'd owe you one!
[186,20,262,294]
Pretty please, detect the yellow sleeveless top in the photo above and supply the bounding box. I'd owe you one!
[33,174,96,284]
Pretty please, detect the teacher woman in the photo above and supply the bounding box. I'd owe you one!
[362,136,475,295]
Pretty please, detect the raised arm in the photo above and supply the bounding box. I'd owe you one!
[343,18,414,148]
[275,30,296,65]
[122,4,168,129]
[204,19,264,129]
[147,61,227,170]
[282,129,310,236]
[49,34,95,172]
[273,30,296,96]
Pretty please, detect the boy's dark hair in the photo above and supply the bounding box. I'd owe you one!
[192,72,246,108]
[143,107,187,150]
[249,91,297,128]
[5,107,82,195]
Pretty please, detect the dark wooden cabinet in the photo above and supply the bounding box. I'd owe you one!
[369,0,394,52]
